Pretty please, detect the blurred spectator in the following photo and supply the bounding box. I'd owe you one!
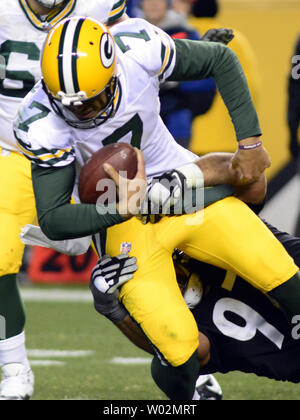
[288,35,300,160]
[140,0,216,148]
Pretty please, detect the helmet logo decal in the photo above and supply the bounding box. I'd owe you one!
[100,33,115,69]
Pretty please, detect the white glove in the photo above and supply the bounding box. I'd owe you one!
[145,163,204,214]
[91,254,138,294]
[193,374,223,401]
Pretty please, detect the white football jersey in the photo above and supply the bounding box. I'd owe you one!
[14,18,197,201]
[0,0,125,152]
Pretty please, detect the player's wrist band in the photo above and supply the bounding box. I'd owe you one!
[238,141,262,150]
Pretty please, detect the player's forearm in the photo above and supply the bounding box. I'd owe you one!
[39,203,123,241]
[116,316,155,356]
[194,153,267,204]
[195,152,267,197]
[170,39,261,141]
[31,163,123,241]
[235,174,267,205]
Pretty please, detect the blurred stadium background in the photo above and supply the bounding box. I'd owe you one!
[19,0,300,400]
[190,0,300,234]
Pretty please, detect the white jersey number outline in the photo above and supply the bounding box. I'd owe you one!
[213,297,285,350]
[0,40,40,98]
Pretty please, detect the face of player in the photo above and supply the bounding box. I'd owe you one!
[67,91,109,121]
[49,76,118,129]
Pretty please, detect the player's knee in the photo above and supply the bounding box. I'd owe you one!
[160,328,199,368]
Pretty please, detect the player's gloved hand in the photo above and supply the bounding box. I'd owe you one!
[90,254,138,295]
[193,374,223,401]
[139,164,204,221]
[201,28,234,45]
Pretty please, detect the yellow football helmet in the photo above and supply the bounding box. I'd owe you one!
[41,16,118,128]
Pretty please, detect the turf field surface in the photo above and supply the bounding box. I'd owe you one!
[15,286,300,400]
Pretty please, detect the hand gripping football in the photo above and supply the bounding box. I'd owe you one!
[78,143,138,204]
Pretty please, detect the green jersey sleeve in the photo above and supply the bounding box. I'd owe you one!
[31,163,124,241]
[169,39,262,141]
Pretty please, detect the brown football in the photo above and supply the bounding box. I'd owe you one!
[78,143,138,204]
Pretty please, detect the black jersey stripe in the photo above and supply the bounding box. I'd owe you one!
[58,18,70,93]
[71,17,86,93]
[160,43,166,70]
[159,47,174,81]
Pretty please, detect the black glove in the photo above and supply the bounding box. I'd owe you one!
[202,28,234,45]
[90,254,138,294]
[89,287,128,324]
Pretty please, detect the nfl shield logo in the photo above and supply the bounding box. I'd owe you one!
[120,242,132,254]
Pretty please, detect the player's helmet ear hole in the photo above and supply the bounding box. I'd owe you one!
[90,42,94,45]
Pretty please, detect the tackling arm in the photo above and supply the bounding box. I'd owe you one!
[145,152,267,218]
[115,316,211,367]
[115,316,155,355]
[194,152,267,204]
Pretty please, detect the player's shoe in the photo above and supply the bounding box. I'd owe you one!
[193,374,223,400]
[0,363,34,400]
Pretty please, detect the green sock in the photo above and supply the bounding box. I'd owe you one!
[268,271,300,319]
[151,351,199,400]
[0,274,25,340]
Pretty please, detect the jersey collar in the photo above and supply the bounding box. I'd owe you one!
[18,0,77,32]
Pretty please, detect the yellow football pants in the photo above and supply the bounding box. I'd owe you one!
[106,197,299,367]
[0,149,36,276]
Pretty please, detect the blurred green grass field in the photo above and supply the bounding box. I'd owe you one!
[18,286,300,400]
